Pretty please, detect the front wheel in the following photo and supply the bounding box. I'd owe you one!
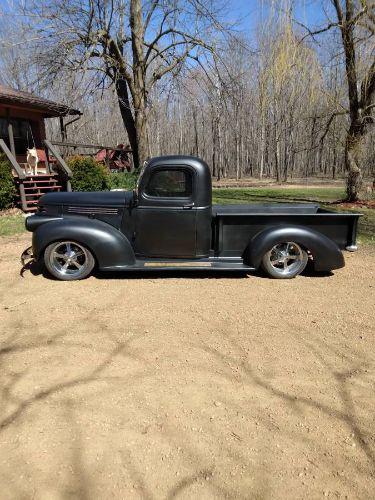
[261,242,308,279]
[44,241,95,281]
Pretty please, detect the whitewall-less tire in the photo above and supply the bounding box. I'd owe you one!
[44,241,95,281]
[261,242,308,279]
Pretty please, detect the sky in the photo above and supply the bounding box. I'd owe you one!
[0,0,330,27]
[226,0,329,34]
[0,0,334,56]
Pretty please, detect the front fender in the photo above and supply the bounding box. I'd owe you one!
[246,225,344,271]
[32,216,135,269]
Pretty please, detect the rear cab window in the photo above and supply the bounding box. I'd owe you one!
[145,169,193,198]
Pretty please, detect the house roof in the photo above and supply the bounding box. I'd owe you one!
[0,85,81,117]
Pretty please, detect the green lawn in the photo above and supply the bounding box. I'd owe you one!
[212,186,345,204]
[0,214,26,237]
[1,186,373,243]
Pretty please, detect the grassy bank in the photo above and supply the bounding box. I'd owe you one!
[0,213,26,237]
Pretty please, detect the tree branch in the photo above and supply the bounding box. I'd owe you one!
[149,44,196,86]
[144,0,159,31]
[360,58,375,110]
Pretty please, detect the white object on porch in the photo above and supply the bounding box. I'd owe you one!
[26,147,39,175]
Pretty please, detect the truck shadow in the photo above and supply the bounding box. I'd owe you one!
[94,270,250,280]
[93,259,334,280]
[19,250,334,281]
[21,261,334,281]
[93,267,334,281]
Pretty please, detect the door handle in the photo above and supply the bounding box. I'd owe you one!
[183,203,194,209]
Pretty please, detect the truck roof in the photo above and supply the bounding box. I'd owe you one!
[141,155,212,207]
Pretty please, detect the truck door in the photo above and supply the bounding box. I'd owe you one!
[135,167,197,258]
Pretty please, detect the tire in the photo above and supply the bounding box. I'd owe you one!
[261,241,308,279]
[44,241,95,281]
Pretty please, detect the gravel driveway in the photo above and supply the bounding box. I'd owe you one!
[0,234,374,499]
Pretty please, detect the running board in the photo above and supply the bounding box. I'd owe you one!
[144,261,212,268]
[100,258,255,272]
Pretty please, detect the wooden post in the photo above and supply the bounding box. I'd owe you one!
[59,116,66,142]
[0,138,27,212]
[105,149,110,170]
[44,145,51,174]
[18,181,27,211]
[6,108,16,157]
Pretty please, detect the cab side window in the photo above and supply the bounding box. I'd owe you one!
[145,169,192,198]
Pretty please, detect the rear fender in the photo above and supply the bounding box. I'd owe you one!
[246,225,344,271]
[32,216,135,269]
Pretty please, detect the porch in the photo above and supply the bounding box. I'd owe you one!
[0,85,134,212]
[0,85,81,211]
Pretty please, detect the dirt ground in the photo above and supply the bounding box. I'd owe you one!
[0,234,374,500]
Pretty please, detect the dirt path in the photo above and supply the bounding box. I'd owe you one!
[0,235,374,499]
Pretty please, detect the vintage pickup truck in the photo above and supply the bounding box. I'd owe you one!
[24,155,360,281]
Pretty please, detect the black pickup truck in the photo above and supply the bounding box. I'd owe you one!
[24,155,360,281]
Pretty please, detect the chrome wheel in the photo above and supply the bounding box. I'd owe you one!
[262,242,308,279]
[44,241,95,280]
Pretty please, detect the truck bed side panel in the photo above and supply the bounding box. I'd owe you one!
[214,213,360,257]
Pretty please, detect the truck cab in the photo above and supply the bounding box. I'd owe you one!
[24,155,360,281]
[132,156,212,258]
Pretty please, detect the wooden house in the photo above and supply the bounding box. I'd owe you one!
[0,85,81,212]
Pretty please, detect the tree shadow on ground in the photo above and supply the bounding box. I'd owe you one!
[0,332,148,432]
[196,328,375,471]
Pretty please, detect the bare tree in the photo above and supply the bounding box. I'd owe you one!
[333,0,375,200]
[11,0,228,168]
[297,0,375,200]
[1,0,373,189]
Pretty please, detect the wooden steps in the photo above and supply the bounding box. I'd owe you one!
[16,174,63,212]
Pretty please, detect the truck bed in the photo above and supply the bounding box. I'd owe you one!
[212,203,319,216]
[212,203,361,256]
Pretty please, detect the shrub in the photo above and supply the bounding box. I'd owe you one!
[68,155,109,192]
[108,170,139,191]
[0,153,17,210]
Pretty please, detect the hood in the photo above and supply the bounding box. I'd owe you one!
[39,190,134,207]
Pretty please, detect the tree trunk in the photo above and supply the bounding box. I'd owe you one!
[192,108,199,156]
[130,0,148,168]
[134,104,148,167]
[115,78,139,169]
[345,132,363,201]
[259,118,265,179]
[275,139,281,183]
[332,145,337,180]
[211,116,217,179]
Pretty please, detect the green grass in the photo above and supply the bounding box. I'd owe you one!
[334,207,374,245]
[213,187,374,245]
[212,186,345,204]
[0,214,26,237]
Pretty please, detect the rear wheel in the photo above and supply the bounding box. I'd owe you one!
[261,242,308,279]
[44,241,95,281]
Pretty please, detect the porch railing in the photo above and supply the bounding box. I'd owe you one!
[49,140,132,170]
[44,140,72,191]
[0,138,131,212]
